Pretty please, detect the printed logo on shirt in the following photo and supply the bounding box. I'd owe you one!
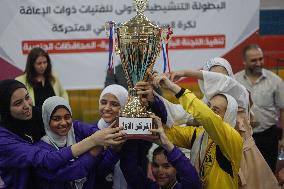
[203,144,215,169]
[105,173,113,182]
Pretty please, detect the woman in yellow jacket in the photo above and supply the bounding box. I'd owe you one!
[152,73,243,189]
[16,47,68,107]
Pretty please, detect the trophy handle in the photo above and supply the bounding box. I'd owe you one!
[105,21,116,38]
[161,25,173,44]
[114,40,120,54]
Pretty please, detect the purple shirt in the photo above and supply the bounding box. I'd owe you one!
[120,141,202,189]
[91,122,124,189]
[0,126,72,189]
[33,121,119,189]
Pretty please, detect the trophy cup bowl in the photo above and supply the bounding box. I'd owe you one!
[108,0,163,139]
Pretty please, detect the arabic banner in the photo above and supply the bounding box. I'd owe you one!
[0,0,259,89]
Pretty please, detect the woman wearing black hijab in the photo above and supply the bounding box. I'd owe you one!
[0,79,125,189]
[0,80,45,142]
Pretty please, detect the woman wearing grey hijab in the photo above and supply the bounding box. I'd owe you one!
[34,96,125,189]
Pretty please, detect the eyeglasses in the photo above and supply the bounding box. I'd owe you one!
[50,114,72,122]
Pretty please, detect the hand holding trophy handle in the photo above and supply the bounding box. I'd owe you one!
[152,72,182,95]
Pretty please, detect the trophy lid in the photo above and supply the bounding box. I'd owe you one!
[117,0,161,44]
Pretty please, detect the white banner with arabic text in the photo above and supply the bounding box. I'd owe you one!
[0,0,259,89]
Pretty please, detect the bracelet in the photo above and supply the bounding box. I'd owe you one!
[175,88,186,99]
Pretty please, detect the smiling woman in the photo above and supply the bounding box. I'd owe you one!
[49,107,72,136]
[97,84,128,130]
[99,93,121,124]
[40,97,77,149]
[10,88,33,120]
[0,80,45,142]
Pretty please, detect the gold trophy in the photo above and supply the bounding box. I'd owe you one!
[106,0,169,138]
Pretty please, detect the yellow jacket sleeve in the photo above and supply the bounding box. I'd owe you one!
[178,89,243,164]
[165,126,204,149]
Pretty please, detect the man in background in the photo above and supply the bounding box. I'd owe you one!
[235,44,284,172]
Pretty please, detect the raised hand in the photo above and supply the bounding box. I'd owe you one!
[149,115,174,152]
[152,73,172,89]
[169,69,203,82]
[167,70,186,82]
[135,81,154,105]
[152,73,181,94]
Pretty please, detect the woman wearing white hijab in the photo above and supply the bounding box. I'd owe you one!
[94,84,129,189]
[201,76,279,188]
[34,96,125,189]
[189,92,238,171]
[152,57,243,127]
[198,57,248,110]
[97,84,128,130]
[202,57,234,77]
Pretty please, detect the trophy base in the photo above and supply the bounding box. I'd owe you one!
[118,117,157,140]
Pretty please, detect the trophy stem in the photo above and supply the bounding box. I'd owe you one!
[121,88,150,118]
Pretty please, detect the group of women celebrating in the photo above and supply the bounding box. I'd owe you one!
[0,80,126,189]
[0,78,201,189]
[0,47,280,189]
